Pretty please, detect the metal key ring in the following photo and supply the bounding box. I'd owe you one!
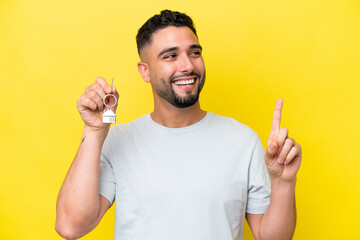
[103,94,117,109]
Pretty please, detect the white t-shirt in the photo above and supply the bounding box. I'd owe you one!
[99,112,270,240]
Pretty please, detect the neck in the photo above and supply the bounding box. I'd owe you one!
[151,97,206,128]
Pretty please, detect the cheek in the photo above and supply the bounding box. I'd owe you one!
[194,58,205,73]
[151,64,176,79]
[163,64,178,75]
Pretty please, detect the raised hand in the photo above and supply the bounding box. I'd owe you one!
[77,77,119,131]
[264,99,302,182]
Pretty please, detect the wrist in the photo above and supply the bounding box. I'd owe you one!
[83,125,109,141]
[270,177,296,204]
[271,176,297,189]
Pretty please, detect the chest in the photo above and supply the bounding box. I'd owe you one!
[111,135,251,209]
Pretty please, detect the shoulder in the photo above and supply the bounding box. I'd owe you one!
[106,114,148,140]
[207,112,259,140]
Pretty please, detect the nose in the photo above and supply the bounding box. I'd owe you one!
[178,54,194,73]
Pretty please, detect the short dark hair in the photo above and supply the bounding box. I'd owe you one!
[136,10,197,56]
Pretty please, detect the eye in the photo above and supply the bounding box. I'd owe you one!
[190,50,201,57]
[164,54,177,60]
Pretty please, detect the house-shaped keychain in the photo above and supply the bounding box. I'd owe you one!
[103,109,116,123]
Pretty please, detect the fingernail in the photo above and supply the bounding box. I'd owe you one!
[107,87,111,92]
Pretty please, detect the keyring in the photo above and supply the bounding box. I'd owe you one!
[103,94,117,109]
[102,77,117,124]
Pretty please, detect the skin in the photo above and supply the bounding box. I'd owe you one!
[55,77,118,239]
[55,26,302,240]
[246,98,302,240]
[137,26,207,127]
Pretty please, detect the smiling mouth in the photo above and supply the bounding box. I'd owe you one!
[172,78,196,86]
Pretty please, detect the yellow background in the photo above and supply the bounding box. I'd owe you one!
[1,0,359,239]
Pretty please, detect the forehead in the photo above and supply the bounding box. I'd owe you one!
[146,26,199,55]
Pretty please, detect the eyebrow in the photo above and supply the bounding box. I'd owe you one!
[190,44,202,51]
[157,47,179,58]
[157,44,203,59]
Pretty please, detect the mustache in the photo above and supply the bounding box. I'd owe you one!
[170,72,201,82]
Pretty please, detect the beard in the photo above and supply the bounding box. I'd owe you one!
[152,71,206,108]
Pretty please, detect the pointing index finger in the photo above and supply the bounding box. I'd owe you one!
[270,98,283,139]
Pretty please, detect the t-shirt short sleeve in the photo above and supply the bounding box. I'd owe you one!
[99,134,116,205]
[246,136,271,214]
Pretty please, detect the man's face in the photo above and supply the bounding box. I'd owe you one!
[141,26,206,108]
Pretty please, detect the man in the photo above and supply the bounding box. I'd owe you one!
[56,10,302,240]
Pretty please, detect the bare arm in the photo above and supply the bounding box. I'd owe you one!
[55,77,118,239]
[246,179,296,240]
[247,99,302,240]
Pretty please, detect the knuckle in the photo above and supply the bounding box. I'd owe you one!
[96,76,106,86]
[280,147,288,155]
[78,94,86,104]
[292,146,298,154]
[281,127,288,135]
[287,138,295,146]
[89,91,97,98]
[85,97,92,105]
[94,82,101,91]
[287,150,296,161]
[95,83,106,94]
[85,85,91,92]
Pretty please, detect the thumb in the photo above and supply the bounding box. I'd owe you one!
[264,140,278,164]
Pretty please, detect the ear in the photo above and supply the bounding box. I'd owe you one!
[137,61,151,83]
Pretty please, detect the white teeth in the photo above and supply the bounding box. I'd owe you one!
[174,78,195,85]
